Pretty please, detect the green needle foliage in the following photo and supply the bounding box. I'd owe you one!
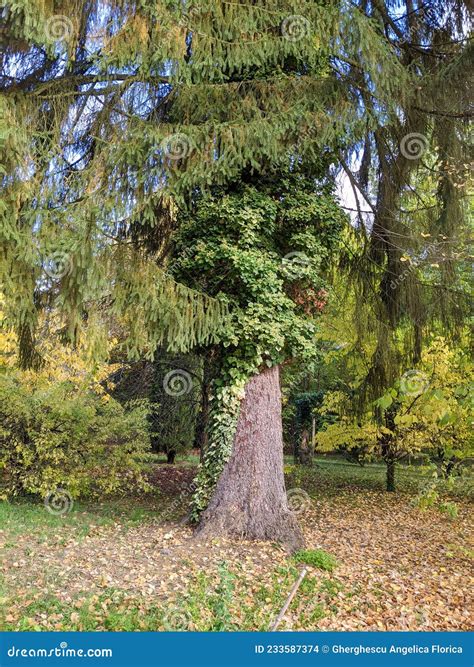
[1,0,410,363]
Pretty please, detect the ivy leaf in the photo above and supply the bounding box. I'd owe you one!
[377,394,393,410]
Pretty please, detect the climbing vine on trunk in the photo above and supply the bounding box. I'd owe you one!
[190,371,246,521]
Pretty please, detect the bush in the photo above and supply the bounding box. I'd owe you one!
[0,370,151,501]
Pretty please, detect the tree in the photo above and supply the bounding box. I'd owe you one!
[1,1,469,546]
[148,351,201,464]
[306,0,472,488]
[335,0,471,409]
[0,305,151,499]
[315,338,473,492]
[291,392,325,465]
[171,173,345,548]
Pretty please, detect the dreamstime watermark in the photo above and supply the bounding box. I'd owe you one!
[160,133,194,160]
[282,251,310,268]
[45,15,74,41]
[43,250,73,280]
[163,608,191,631]
[179,5,201,26]
[286,487,311,514]
[398,6,437,45]
[44,488,74,516]
[281,15,311,42]
[400,370,430,397]
[399,133,428,160]
[8,642,112,658]
[163,369,193,396]
[390,242,438,290]
[166,245,196,276]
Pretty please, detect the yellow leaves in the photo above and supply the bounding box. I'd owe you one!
[394,413,416,427]
[0,303,117,393]
[70,611,80,624]
[0,300,17,368]
[165,24,188,59]
[315,419,379,453]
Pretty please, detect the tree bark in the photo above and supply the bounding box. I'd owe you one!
[196,365,304,551]
[167,450,176,464]
[297,428,312,465]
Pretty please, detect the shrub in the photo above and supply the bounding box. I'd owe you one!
[0,369,151,500]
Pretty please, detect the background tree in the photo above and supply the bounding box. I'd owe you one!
[315,337,473,492]
[335,0,471,409]
[148,351,201,464]
[107,352,204,463]
[0,306,151,499]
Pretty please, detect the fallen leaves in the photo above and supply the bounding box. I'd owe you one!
[0,473,472,631]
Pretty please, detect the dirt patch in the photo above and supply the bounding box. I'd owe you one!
[147,464,197,496]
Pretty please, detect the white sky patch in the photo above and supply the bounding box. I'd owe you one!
[335,169,373,227]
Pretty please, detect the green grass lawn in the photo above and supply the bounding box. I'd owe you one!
[0,496,162,532]
[169,450,473,498]
[286,456,473,498]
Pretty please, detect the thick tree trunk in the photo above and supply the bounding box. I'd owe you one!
[167,450,176,464]
[196,365,304,551]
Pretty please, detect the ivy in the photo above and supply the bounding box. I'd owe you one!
[172,173,346,516]
[190,372,245,521]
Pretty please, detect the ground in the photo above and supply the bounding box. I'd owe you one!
[0,459,472,631]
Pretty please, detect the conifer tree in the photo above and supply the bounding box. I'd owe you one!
[1,1,470,545]
[334,1,471,404]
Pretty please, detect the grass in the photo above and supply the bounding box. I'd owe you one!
[0,565,333,632]
[175,451,474,498]
[293,548,338,572]
[284,456,474,499]
[0,496,164,539]
[155,451,473,499]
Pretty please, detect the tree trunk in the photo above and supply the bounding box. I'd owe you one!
[293,433,300,464]
[443,457,457,478]
[297,428,312,465]
[386,459,396,492]
[167,450,176,464]
[194,355,213,462]
[196,365,304,551]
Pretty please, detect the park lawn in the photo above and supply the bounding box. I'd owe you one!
[0,461,472,632]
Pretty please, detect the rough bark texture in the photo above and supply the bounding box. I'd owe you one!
[196,365,304,552]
